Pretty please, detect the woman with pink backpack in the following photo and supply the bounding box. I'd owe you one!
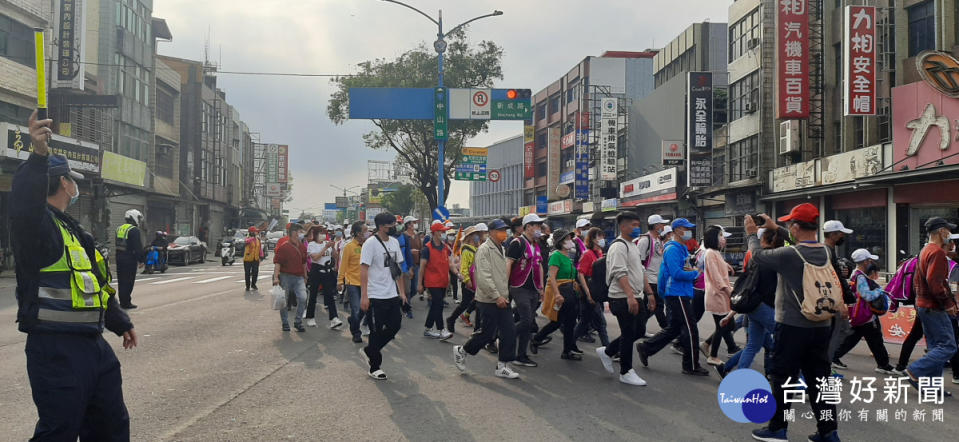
[832,249,895,374]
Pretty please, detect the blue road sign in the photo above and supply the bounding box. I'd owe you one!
[433,206,450,222]
[348,88,434,120]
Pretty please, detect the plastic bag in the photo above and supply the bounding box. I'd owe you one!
[271,285,287,310]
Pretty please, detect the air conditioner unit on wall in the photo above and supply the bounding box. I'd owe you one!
[779,120,801,155]
[746,38,760,50]
[745,101,758,114]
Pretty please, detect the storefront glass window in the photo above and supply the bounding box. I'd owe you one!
[912,207,959,257]
[832,207,887,270]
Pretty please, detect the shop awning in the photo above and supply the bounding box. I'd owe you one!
[854,164,959,186]
[759,183,869,202]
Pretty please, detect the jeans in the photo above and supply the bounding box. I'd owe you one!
[425,287,447,330]
[605,297,648,374]
[464,302,517,362]
[243,260,259,289]
[533,284,580,353]
[279,274,307,327]
[727,303,776,372]
[767,323,836,436]
[574,298,610,346]
[448,284,476,324]
[642,296,701,371]
[510,286,538,359]
[907,308,959,378]
[364,297,403,372]
[834,318,891,368]
[709,313,737,358]
[346,285,368,337]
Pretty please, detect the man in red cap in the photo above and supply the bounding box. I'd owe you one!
[745,203,846,442]
[418,220,454,340]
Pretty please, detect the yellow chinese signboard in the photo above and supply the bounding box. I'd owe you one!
[101,150,146,187]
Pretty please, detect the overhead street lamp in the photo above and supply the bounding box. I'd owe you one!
[380,0,503,209]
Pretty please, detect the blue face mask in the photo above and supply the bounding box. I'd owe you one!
[67,179,79,207]
[630,227,643,239]
[681,230,693,241]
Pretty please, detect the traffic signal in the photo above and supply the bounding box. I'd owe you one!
[506,89,531,100]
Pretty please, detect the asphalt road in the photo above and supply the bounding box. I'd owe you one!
[0,259,956,441]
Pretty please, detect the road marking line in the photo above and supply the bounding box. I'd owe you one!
[194,276,232,284]
[258,275,271,280]
[137,277,160,283]
[150,277,196,285]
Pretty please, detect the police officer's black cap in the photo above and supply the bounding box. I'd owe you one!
[48,154,84,180]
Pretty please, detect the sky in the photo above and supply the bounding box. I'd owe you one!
[152,0,732,214]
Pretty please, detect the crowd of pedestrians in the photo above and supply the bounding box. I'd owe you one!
[264,204,958,442]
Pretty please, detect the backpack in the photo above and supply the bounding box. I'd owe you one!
[791,245,845,322]
[848,270,890,327]
[589,239,627,303]
[884,256,918,306]
[637,233,657,268]
[730,258,763,313]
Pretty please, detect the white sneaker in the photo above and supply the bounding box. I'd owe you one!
[306,318,317,327]
[620,369,647,386]
[495,363,520,379]
[596,347,615,374]
[361,325,370,337]
[439,330,453,341]
[424,329,441,338]
[453,346,467,372]
[330,317,343,329]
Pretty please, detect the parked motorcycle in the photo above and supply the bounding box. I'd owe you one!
[144,245,169,274]
[221,240,236,266]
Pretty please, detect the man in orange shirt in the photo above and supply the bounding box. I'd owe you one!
[419,221,453,340]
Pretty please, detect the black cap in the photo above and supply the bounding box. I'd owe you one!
[551,229,573,245]
[48,154,84,180]
[924,217,957,232]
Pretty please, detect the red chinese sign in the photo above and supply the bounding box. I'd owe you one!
[844,6,877,116]
[879,306,923,346]
[523,125,535,179]
[776,0,810,119]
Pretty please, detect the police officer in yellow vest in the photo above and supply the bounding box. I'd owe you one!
[12,111,137,441]
[116,209,145,309]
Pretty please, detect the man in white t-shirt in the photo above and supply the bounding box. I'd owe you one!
[359,212,408,380]
[637,214,670,330]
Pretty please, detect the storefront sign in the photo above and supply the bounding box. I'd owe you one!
[724,190,756,217]
[820,144,883,185]
[53,0,86,90]
[599,98,618,181]
[574,131,590,200]
[101,151,146,187]
[560,170,574,184]
[548,199,573,215]
[524,125,535,179]
[686,72,712,187]
[546,127,561,199]
[581,202,595,213]
[561,131,576,149]
[662,140,684,166]
[777,0,810,118]
[771,159,817,193]
[265,144,279,182]
[620,167,677,206]
[916,50,959,98]
[844,6,876,116]
[601,198,619,212]
[277,145,289,183]
[1,123,100,173]
[536,195,548,214]
[518,205,535,217]
[892,80,959,169]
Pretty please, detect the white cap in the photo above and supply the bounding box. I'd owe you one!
[720,228,732,238]
[474,223,489,232]
[757,228,767,239]
[950,233,959,240]
[823,220,853,234]
[575,219,591,229]
[403,215,419,224]
[851,248,879,263]
[648,214,670,225]
[522,213,545,226]
[662,225,673,235]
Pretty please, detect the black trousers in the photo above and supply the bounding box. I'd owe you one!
[26,333,130,441]
[644,284,667,328]
[510,287,538,359]
[425,287,447,330]
[642,296,701,371]
[709,313,737,357]
[448,284,476,323]
[767,323,837,436]
[243,260,259,289]
[533,284,580,353]
[306,268,338,320]
[364,297,402,372]
[605,297,648,374]
[464,302,517,362]
[115,256,137,306]
[835,318,890,367]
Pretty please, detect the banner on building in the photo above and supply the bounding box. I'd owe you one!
[546,127,561,199]
[1,123,100,173]
[599,98,618,181]
[686,72,713,187]
[53,0,86,90]
[662,140,684,166]
[777,0,810,118]
[771,159,817,193]
[574,130,590,200]
[820,144,882,185]
[101,151,146,187]
[620,167,678,206]
[524,125,535,179]
[266,183,282,197]
[277,145,289,183]
[844,6,877,116]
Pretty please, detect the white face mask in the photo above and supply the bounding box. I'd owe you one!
[298,233,305,240]
[597,238,606,248]
[563,240,575,251]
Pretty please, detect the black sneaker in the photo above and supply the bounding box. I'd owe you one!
[715,364,728,379]
[561,352,583,361]
[530,341,539,355]
[485,343,498,354]
[569,347,584,355]
[683,367,710,376]
[727,346,743,354]
[636,343,649,367]
[536,336,553,346]
[282,324,291,332]
[352,334,363,343]
[251,284,258,290]
[294,324,306,332]
[831,359,848,370]
[121,303,138,309]
[513,356,538,367]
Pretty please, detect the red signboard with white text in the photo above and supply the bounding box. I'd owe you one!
[523,125,535,179]
[844,6,877,116]
[777,0,810,119]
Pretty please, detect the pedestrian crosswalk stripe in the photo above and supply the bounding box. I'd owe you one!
[235,275,271,283]
[137,277,160,283]
[194,276,232,284]
[150,277,195,285]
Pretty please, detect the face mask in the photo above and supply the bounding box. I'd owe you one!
[363,231,372,240]
[562,240,575,251]
[681,230,693,241]
[335,231,343,239]
[630,227,643,239]
[298,233,305,240]
[835,236,846,246]
[67,179,79,206]
[447,234,456,242]
[533,230,543,239]
[387,226,398,236]
[597,238,606,248]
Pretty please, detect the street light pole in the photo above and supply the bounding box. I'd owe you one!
[380,0,502,210]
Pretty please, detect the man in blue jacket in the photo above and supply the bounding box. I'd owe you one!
[637,218,708,376]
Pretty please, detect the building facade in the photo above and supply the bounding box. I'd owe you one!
[469,135,524,218]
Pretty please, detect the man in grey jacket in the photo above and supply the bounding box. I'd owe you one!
[454,219,520,379]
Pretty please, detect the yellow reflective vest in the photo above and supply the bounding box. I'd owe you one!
[115,223,135,252]
[36,218,110,331]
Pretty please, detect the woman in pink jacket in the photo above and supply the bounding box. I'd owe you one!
[703,225,735,366]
